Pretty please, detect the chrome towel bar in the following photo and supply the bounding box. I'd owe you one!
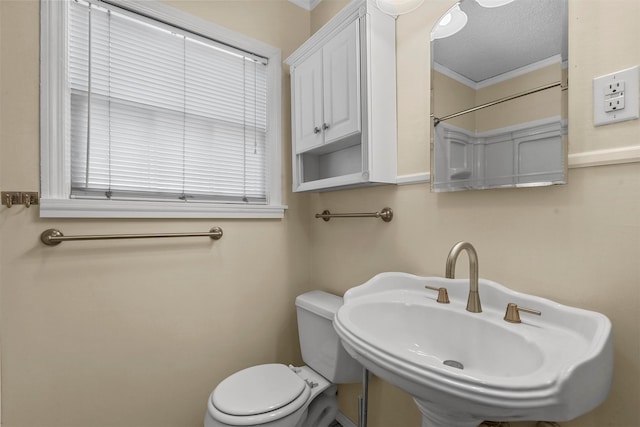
[40,227,223,246]
[315,207,393,222]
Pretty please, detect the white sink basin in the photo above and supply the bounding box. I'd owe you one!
[334,272,613,427]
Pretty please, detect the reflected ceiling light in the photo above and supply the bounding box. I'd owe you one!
[430,3,468,40]
[475,0,515,7]
[376,0,425,15]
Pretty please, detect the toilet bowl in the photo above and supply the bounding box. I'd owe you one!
[205,365,337,427]
[204,291,361,427]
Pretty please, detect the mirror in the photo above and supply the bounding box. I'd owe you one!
[430,0,568,192]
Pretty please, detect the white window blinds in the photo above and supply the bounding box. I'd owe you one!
[68,0,269,204]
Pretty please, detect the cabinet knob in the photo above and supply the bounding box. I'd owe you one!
[322,123,330,130]
[314,126,321,134]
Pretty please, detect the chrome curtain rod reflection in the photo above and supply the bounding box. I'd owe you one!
[315,207,393,222]
[433,81,566,125]
[40,227,224,246]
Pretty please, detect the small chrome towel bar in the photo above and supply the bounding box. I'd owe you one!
[315,207,393,222]
[40,227,223,246]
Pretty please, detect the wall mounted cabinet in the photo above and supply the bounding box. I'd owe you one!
[285,0,397,192]
[293,21,360,153]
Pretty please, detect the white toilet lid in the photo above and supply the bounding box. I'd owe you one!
[212,364,308,416]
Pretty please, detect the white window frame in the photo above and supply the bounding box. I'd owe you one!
[40,0,285,218]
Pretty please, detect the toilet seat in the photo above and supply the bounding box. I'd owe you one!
[209,364,312,425]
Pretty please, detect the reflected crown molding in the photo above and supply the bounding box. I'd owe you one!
[434,55,563,90]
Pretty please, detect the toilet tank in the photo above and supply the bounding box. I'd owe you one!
[295,291,362,384]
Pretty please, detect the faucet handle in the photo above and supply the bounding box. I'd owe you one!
[425,285,450,304]
[504,303,541,323]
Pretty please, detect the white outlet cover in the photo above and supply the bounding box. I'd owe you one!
[593,66,640,126]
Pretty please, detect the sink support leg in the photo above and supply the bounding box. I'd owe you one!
[358,368,369,427]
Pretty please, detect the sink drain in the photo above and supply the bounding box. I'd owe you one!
[443,360,464,370]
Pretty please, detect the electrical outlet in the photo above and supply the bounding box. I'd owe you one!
[593,66,639,126]
[605,95,625,112]
[604,80,625,96]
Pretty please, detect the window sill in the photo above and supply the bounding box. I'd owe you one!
[39,198,287,219]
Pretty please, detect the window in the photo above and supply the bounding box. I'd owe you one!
[41,0,284,218]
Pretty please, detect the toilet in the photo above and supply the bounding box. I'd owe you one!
[204,291,362,427]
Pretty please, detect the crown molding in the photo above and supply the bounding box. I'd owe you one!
[288,0,323,11]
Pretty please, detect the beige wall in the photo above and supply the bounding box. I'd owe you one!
[310,0,350,35]
[570,0,640,154]
[1,1,640,427]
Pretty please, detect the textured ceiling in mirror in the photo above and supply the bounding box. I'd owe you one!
[433,0,567,84]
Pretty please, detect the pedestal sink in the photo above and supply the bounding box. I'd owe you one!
[333,272,613,427]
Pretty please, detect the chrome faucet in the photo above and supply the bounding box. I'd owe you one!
[445,241,482,313]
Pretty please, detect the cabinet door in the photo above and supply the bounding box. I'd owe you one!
[322,20,361,144]
[292,49,324,153]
